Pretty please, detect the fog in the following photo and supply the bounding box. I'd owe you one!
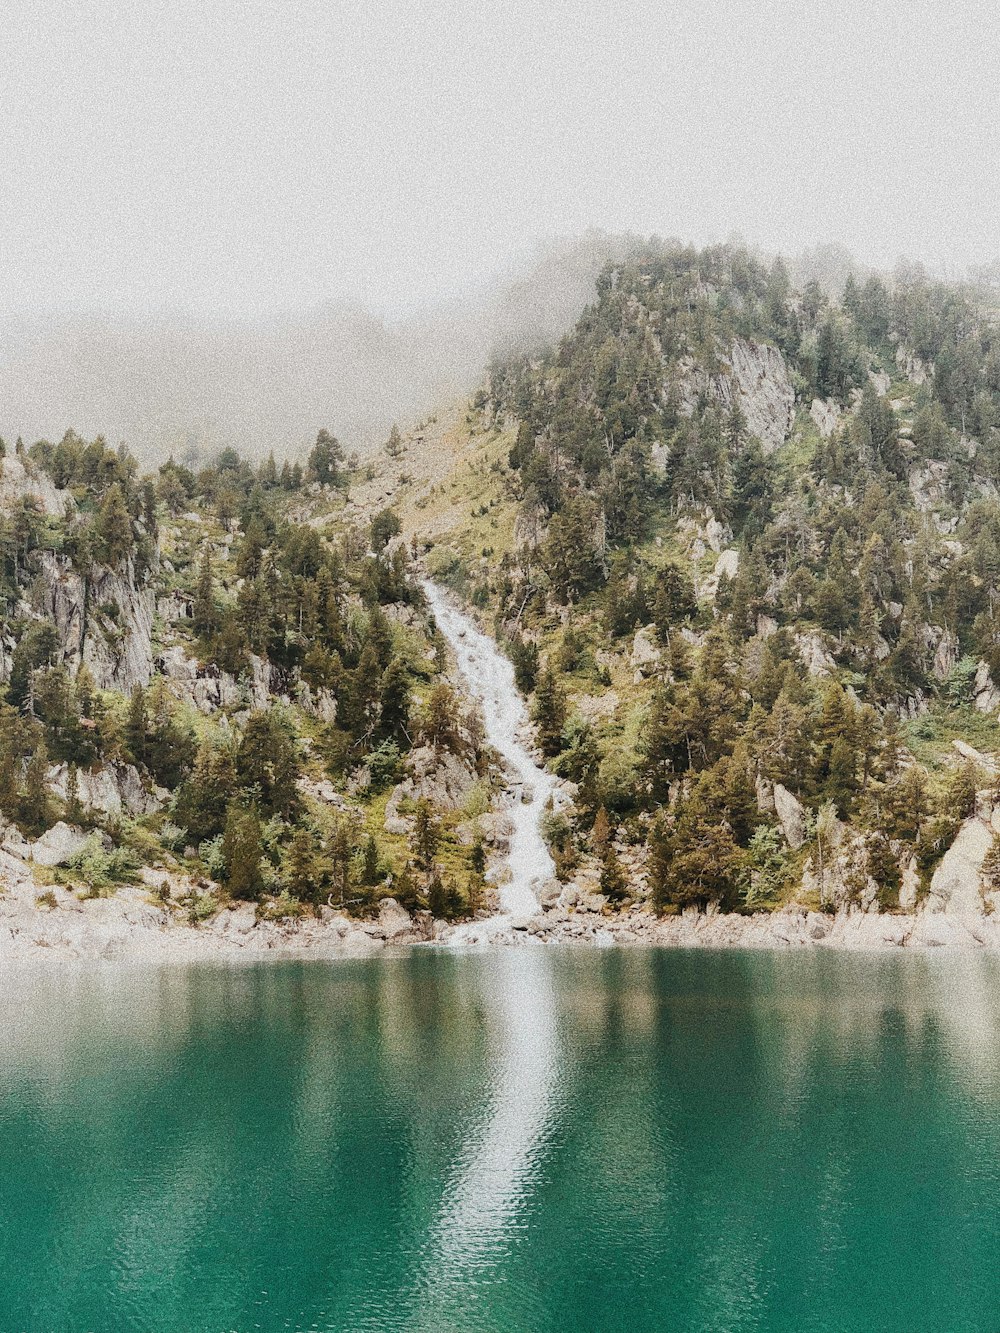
[0,232,638,461]
[3,0,998,460]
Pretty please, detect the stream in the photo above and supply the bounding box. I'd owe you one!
[421,580,559,921]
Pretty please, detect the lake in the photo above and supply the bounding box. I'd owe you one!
[2,948,999,1332]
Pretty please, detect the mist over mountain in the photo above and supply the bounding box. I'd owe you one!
[0,232,645,466]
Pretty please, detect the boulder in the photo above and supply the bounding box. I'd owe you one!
[377,897,414,941]
[538,879,562,909]
[810,397,841,437]
[30,822,90,867]
[630,627,661,678]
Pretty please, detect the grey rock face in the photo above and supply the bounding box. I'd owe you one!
[676,337,794,455]
[30,822,89,867]
[0,455,73,517]
[773,783,807,850]
[46,762,163,819]
[927,817,994,915]
[36,551,155,693]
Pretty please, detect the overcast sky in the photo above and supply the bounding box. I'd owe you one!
[3,0,999,322]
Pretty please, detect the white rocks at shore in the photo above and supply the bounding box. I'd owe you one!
[5,870,1000,962]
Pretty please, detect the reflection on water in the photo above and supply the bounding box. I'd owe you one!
[2,950,1000,1332]
[402,950,560,1331]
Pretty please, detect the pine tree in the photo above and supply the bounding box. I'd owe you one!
[361,834,380,886]
[413,800,439,870]
[222,805,264,899]
[93,484,134,567]
[531,666,566,757]
[20,746,53,837]
[592,805,612,857]
[192,547,220,639]
[378,656,412,743]
[600,845,629,902]
[125,686,148,767]
[285,826,325,903]
[65,764,83,824]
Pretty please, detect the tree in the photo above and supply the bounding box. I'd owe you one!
[19,745,53,836]
[647,786,743,912]
[531,667,566,757]
[361,834,381,886]
[982,832,1000,896]
[307,430,345,487]
[93,484,134,567]
[370,508,401,551]
[222,805,264,899]
[285,826,326,903]
[125,685,148,766]
[236,711,301,818]
[600,846,629,902]
[419,682,462,752]
[192,547,220,639]
[413,800,439,870]
[174,741,238,842]
[145,682,196,787]
[378,657,412,743]
[8,622,59,711]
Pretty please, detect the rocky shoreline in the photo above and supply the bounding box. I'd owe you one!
[3,873,999,964]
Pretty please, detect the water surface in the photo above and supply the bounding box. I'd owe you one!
[2,949,1000,1332]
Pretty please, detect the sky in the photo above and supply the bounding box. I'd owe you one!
[4,0,999,322]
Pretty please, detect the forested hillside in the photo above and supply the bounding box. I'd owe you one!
[0,429,492,926]
[6,239,1000,934]
[428,242,1000,916]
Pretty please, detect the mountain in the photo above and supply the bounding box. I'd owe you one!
[384,241,1000,923]
[4,237,1000,951]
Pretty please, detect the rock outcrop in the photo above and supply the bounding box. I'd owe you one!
[30,822,90,867]
[675,337,794,455]
[36,551,155,693]
[46,762,164,819]
[388,744,478,815]
[773,783,807,850]
[926,815,996,915]
[630,626,661,680]
[0,454,73,518]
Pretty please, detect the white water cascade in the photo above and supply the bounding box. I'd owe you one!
[422,581,560,922]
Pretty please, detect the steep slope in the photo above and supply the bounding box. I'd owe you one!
[392,242,1000,924]
[0,432,505,949]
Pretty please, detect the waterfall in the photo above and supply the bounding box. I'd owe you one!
[422,581,559,920]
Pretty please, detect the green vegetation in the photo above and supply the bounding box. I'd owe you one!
[450,242,1000,911]
[0,428,488,923]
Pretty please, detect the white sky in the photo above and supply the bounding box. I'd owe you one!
[3,0,999,321]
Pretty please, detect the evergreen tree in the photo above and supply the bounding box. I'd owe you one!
[93,484,134,567]
[531,666,566,757]
[192,547,220,639]
[125,686,148,767]
[222,805,264,899]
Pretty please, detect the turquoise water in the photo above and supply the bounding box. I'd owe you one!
[2,949,1000,1332]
